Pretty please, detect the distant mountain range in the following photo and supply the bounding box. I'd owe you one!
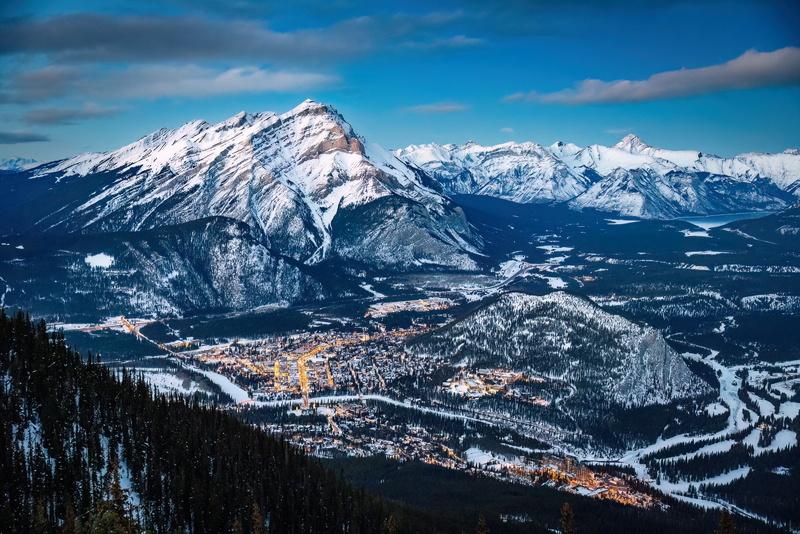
[396,136,800,219]
[0,157,38,173]
[2,100,799,316]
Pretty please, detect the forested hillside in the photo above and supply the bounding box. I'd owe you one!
[0,311,418,533]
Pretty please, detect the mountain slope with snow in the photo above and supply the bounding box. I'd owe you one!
[396,141,590,204]
[0,158,38,173]
[14,101,481,270]
[396,135,800,218]
[411,291,712,408]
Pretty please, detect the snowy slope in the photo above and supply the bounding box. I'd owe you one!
[0,158,38,172]
[24,101,481,270]
[411,291,712,407]
[396,135,800,219]
[395,141,589,203]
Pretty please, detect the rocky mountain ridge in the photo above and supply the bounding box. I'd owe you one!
[396,135,800,218]
[0,157,38,173]
[7,100,481,271]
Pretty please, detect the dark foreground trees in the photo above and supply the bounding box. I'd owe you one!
[559,503,575,534]
[717,509,737,534]
[0,310,418,533]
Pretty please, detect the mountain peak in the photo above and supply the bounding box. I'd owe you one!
[549,141,581,156]
[614,134,651,153]
[286,98,330,117]
[0,157,39,171]
[219,111,254,130]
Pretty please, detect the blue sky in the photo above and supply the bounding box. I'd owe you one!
[1,0,798,162]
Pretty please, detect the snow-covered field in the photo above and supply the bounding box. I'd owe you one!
[85,253,115,268]
[682,229,711,238]
[184,364,251,403]
[139,370,200,396]
[599,345,800,514]
[605,219,640,225]
[685,250,730,257]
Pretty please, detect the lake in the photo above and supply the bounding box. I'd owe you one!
[677,211,775,230]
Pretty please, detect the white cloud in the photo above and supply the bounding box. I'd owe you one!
[504,47,800,105]
[5,65,339,102]
[405,102,469,114]
[105,65,338,99]
[404,34,484,50]
[0,131,50,144]
[500,127,514,133]
[23,103,122,125]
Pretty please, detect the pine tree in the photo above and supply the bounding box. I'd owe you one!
[382,514,397,534]
[33,498,48,534]
[716,509,737,534]
[83,458,140,534]
[475,513,490,534]
[252,503,266,534]
[560,503,575,534]
[63,504,76,534]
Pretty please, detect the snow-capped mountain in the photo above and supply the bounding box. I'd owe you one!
[0,158,38,172]
[396,135,800,218]
[395,141,589,203]
[411,291,711,408]
[18,101,481,270]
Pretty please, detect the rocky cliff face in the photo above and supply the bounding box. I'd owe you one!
[17,100,482,271]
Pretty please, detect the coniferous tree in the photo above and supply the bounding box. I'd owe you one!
[83,459,140,534]
[717,509,737,534]
[382,514,397,534]
[560,503,575,534]
[32,498,48,534]
[63,504,76,534]
[253,503,266,534]
[475,513,490,534]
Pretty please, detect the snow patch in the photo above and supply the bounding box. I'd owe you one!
[685,251,730,257]
[778,402,800,420]
[360,283,386,299]
[85,253,115,268]
[545,276,568,289]
[495,260,525,278]
[681,230,710,238]
[537,245,574,254]
[185,364,251,403]
[705,402,727,416]
[605,219,640,225]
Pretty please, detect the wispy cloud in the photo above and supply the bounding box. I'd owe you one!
[0,12,478,65]
[0,15,364,65]
[23,103,122,125]
[101,65,339,99]
[405,102,469,114]
[0,66,85,104]
[405,34,484,50]
[2,65,339,103]
[500,127,514,133]
[605,128,632,134]
[0,131,50,144]
[504,47,800,105]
